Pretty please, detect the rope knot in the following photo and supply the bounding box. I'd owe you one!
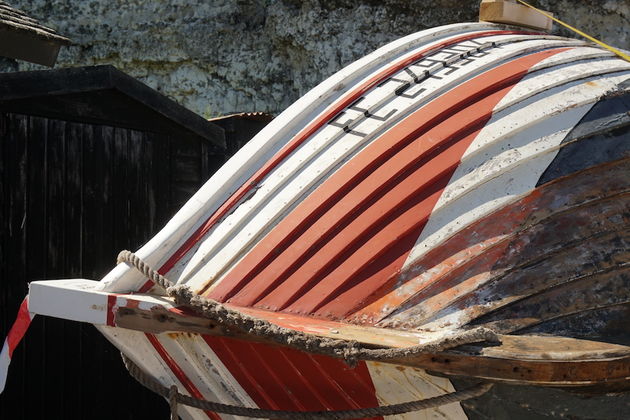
[166,284,195,306]
[342,340,360,368]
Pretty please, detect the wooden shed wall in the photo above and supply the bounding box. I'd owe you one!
[0,112,228,419]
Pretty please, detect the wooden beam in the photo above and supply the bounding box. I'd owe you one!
[30,280,630,388]
[0,25,63,67]
[0,66,226,149]
[479,0,553,31]
[114,303,630,388]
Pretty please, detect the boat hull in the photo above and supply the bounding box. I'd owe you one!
[23,21,630,419]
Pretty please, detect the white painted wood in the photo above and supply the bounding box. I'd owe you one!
[29,279,108,325]
[99,22,513,294]
[0,339,11,394]
[180,33,563,290]
[401,70,630,273]
[28,279,187,324]
[97,327,207,420]
[367,362,467,420]
[158,334,256,420]
[183,37,588,294]
[97,325,257,420]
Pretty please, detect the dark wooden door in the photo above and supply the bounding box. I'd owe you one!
[0,112,226,419]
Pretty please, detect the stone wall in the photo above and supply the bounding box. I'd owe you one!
[3,0,629,116]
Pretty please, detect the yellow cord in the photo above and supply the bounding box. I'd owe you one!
[515,0,630,63]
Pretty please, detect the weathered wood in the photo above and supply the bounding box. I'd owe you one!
[113,303,630,387]
[112,126,128,253]
[44,117,69,415]
[0,26,64,67]
[98,125,114,273]
[399,351,630,388]
[152,134,173,228]
[0,66,226,149]
[378,158,630,333]
[62,120,83,416]
[479,0,553,31]
[80,123,98,278]
[19,115,45,420]
[0,2,70,44]
[65,122,83,277]
[0,102,267,419]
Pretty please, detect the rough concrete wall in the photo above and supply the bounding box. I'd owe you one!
[2,0,629,116]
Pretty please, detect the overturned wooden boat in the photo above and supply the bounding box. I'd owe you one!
[4,10,630,420]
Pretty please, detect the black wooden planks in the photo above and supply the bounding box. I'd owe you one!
[0,108,266,419]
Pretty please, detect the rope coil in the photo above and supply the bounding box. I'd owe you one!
[117,250,496,418]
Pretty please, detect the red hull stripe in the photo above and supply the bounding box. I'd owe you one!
[106,294,117,327]
[7,297,32,359]
[138,30,528,293]
[142,33,555,418]
[202,335,380,417]
[145,333,221,420]
[222,99,500,314]
[209,48,570,321]
[353,234,512,325]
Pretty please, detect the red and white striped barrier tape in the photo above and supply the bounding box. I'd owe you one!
[0,296,34,394]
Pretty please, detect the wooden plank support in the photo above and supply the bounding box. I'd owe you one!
[29,279,630,388]
[115,305,630,389]
[479,0,553,31]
